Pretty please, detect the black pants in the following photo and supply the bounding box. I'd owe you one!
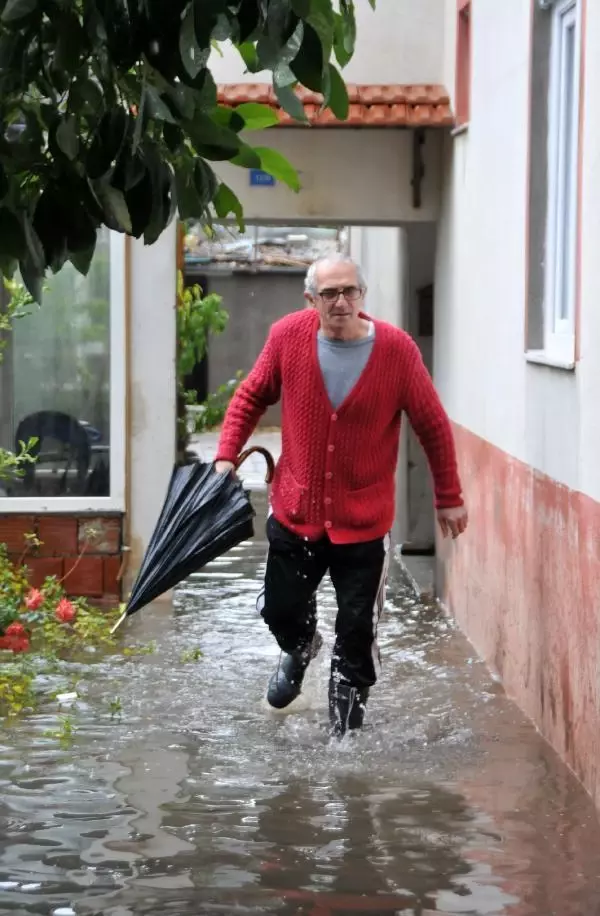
[259,515,390,689]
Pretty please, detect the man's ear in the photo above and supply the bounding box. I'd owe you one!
[304,292,315,308]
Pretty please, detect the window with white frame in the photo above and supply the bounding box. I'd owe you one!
[527,0,581,366]
[545,0,580,357]
[0,230,126,511]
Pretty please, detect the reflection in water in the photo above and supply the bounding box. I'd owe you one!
[0,493,600,915]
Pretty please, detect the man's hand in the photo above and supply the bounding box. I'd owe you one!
[215,460,236,475]
[437,505,468,539]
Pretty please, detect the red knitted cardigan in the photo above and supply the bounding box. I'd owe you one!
[216,309,463,544]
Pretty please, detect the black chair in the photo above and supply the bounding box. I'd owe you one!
[15,411,91,495]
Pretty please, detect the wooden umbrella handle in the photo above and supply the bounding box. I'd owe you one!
[235,446,275,484]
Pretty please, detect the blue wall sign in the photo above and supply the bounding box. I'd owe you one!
[249,169,276,187]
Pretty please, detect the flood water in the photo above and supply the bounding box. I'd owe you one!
[1,492,600,916]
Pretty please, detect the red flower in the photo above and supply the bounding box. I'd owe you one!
[5,622,26,638]
[0,631,30,653]
[25,588,44,611]
[55,598,76,624]
[10,637,30,654]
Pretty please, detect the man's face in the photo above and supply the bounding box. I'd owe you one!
[306,261,365,331]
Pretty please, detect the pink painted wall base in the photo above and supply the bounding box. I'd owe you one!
[441,424,600,805]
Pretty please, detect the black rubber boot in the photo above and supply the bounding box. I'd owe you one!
[267,630,323,709]
[328,678,370,738]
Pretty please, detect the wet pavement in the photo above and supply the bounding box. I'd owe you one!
[1,486,600,915]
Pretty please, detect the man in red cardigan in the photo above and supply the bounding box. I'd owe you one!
[215,254,467,737]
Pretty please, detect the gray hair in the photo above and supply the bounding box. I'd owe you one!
[304,253,367,295]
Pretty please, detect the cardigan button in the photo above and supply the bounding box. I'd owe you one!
[331,413,338,421]
[325,472,333,480]
[325,521,332,529]
[328,444,335,452]
[324,497,332,505]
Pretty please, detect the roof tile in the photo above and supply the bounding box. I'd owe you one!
[216,83,454,128]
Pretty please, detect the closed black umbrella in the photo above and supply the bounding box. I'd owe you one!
[111,447,274,631]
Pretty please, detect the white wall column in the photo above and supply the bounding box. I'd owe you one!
[128,223,177,585]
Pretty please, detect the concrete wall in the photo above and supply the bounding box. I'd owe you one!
[201,270,306,426]
[214,128,443,225]
[347,225,437,548]
[434,0,600,804]
[406,224,436,547]
[209,0,445,87]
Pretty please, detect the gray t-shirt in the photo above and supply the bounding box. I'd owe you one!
[317,322,375,410]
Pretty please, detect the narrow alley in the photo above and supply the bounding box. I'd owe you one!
[0,441,599,916]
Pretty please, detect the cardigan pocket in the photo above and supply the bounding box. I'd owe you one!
[345,479,393,529]
[278,465,308,523]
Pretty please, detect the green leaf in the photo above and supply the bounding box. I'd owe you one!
[194,69,218,111]
[54,11,84,74]
[87,108,129,179]
[334,4,356,68]
[144,162,173,246]
[69,78,104,115]
[185,113,243,160]
[212,11,232,41]
[179,2,209,79]
[266,0,293,43]
[237,0,262,42]
[254,146,300,191]
[257,18,303,71]
[19,258,42,303]
[213,183,245,230]
[125,168,153,236]
[306,0,335,60]
[327,64,349,120]
[211,105,245,132]
[290,23,325,92]
[274,83,308,122]
[145,86,177,123]
[96,184,132,233]
[291,0,310,15]
[0,208,26,260]
[281,20,304,63]
[0,165,8,201]
[194,159,218,209]
[175,163,201,220]
[339,0,356,52]
[238,42,261,73]
[163,122,184,152]
[256,34,281,70]
[1,0,36,23]
[164,84,196,121]
[193,0,227,49]
[234,102,279,130]
[70,243,96,276]
[274,63,296,88]
[22,215,45,273]
[229,143,262,169]
[56,117,79,160]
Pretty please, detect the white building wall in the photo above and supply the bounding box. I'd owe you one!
[434,0,597,499]
[577,1,600,504]
[209,0,445,87]
[214,129,443,225]
[434,0,600,805]
[348,226,404,327]
[128,225,177,582]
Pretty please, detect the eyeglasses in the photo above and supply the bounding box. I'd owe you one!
[317,286,362,304]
